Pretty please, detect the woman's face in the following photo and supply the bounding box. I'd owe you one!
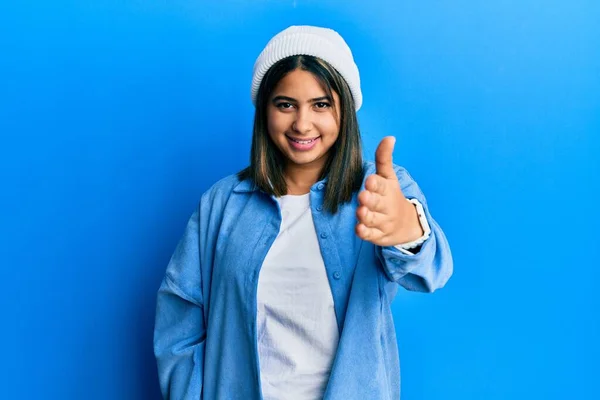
[266,68,341,171]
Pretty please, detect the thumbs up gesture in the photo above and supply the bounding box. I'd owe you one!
[355,137,424,247]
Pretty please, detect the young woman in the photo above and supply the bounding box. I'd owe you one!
[154,25,453,400]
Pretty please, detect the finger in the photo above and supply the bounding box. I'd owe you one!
[355,223,385,242]
[375,136,396,180]
[365,174,390,196]
[356,205,389,229]
[357,190,388,213]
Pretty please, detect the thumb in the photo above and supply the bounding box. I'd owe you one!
[375,136,396,179]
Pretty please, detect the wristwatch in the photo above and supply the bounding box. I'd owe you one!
[397,198,431,250]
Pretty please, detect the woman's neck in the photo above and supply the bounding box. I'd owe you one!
[284,163,323,195]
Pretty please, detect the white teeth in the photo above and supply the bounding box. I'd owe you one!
[290,137,316,144]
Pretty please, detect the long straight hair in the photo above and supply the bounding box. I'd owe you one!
[238,55,364,214]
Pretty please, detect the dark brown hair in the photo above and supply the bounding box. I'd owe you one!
[238,55,364,214]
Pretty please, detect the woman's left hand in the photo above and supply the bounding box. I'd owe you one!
[355,136,424,247]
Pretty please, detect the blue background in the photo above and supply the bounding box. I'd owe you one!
[1,1,599,399]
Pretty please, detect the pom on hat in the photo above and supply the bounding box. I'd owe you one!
[251,25,363,111]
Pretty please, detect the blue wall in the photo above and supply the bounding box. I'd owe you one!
[1,1,598,399]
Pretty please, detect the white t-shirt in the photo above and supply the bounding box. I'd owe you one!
[257,193,339,400]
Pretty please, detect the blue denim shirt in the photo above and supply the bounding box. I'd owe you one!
[154,161,453,400]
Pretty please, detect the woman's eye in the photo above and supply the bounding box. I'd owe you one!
[315,102,331,109]
[276,102,293,109]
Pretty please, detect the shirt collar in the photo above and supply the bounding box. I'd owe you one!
[232,177,259,193]
[232,175,329,193]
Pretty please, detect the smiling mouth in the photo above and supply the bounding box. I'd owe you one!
[286,136,320,144]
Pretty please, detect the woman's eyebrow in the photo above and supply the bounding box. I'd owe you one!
[271,95,332,103]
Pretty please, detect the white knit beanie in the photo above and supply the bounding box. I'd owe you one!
[251,25,363,111]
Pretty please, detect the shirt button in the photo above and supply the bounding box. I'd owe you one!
[320,232,328,239]
[317,183,325,190]
[333,271,341,280]
[316,205,323,212]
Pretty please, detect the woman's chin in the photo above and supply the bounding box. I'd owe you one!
[285,151,327,168]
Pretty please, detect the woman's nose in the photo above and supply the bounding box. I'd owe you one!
[292,109,314,134]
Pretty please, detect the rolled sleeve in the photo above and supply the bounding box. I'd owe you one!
[377,166,453,293]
